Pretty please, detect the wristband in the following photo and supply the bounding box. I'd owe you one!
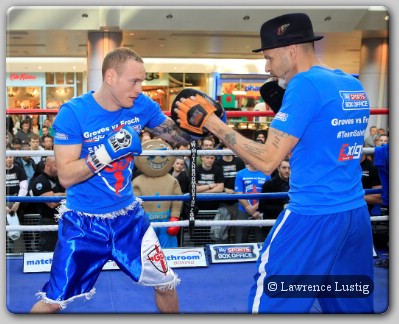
[85,145,112,174]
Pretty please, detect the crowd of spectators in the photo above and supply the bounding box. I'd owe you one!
[6,115,57,253]
[6,114,390,250]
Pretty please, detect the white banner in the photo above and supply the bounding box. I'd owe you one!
[23,247,207,273]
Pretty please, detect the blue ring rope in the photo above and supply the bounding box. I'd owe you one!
[6,189,382,203]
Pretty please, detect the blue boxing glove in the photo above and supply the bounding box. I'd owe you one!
[85,125,142,173]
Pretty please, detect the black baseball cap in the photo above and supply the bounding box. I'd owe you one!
[252,13,324,52]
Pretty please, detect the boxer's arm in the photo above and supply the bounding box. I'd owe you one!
[147,117,192,145]
[204,114,298,176]
[54,143,94,188]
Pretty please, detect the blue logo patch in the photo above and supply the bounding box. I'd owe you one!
[340,91,369,110]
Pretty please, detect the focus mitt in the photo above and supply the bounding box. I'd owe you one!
[171,88,226,137]
[259,78,285,114]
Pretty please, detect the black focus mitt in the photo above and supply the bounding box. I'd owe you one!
[259,79,285,114]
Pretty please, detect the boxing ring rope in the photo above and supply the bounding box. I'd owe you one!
[6,188,386,233]
[5,108,390,116]
[6,108,388,236]
[5,147,376,158]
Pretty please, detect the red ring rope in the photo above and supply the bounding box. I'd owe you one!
[5,108,389,116]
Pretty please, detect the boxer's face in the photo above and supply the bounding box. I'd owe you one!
[108,60,146,109]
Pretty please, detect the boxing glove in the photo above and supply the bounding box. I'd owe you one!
[85,125,142,174]
[167,217,180,236]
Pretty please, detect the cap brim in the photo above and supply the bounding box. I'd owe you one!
[252,35,324,53]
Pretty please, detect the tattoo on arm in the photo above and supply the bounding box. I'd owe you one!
[270,129,289,149]
[149,117,191,144]
[224,132,237,147]
[242,143,264,157]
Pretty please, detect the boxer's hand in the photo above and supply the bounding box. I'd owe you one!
[85,125,142,173]
[167,216,180,236]
[174,94,217,135]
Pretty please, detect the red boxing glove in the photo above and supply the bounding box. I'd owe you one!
[167,217,180,236]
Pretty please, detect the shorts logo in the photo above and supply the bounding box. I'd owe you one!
[146,244,169,274]
[338,143,363,161]
[339,91,369,110]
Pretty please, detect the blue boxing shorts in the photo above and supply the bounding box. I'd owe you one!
[36,199,180,309]
[248,205,374,314]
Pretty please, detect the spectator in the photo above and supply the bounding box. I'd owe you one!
[11,137,22,150]
[378,134,389,146]
[170,156,190,246]
[195,154,224,244]
[41,134,54,151]
[360,153,382,216]
[6,154,28,253]
[254,130,268,144]
[11,114,21,135]
[378,128,386,136]
[234,163,271,243]
[170,156,190,194]
[36,134,55,175]
[6,115,14,136]
[258,158,291,238]
[40,126,50,145]
[29,133,45,164]
[40,117,54,137]
[30,115,41,135]
[373,142,389,250]
[174,141,191,176]
[364,126,378,148]
[6,131,13,149]
[215,142,246,242]
[196,155,225,212]
[373,134,380,147]
[14,118,33,145]
[14,142,37,185]
[196,136,215,166]
[28,156,66,252]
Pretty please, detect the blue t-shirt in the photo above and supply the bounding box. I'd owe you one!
[234,168,271,212]
[53,91,166,214]
[271,66,369,215]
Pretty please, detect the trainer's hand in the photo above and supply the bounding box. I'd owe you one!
[167,216,180,236]
[85,125,142,173]
[174,94,217,135]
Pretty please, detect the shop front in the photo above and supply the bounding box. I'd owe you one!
[6,72,84,134]
[216,73,273,139]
